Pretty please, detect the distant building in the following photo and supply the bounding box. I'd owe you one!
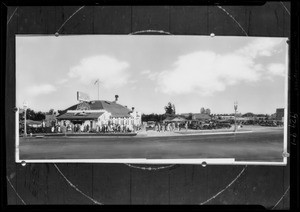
[192,113,211,121]
[276,108,284,121]
[218,115,235,120]
[179,113,193,120]
[163,116,176,123]
[270,113,277,120]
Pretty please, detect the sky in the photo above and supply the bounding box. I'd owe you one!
[16,35,287,115]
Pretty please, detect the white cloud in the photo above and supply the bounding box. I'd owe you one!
[141,70,159,80]
[267,63,285,77]
[140,70,151,75]
[237,38,283,59]
[56,78,69,84]
[154,38,285,96]
[68,55,130,89]
[155,51,263,96]
[25,84,56,97]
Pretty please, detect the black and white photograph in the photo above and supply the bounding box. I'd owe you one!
[16,35,288,164]
[4,1,297,208]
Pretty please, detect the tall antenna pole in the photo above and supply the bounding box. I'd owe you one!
[94,79,100,100]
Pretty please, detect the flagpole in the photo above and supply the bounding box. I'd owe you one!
[94,79,100,100]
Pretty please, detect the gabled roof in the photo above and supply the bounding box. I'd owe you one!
[57,112,104,120]
[162,116,175,122]
[171,117,187,122]
[57,100,132,119]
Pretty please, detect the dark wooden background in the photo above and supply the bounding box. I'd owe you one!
[5,3,291,207]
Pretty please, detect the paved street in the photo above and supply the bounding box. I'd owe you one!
[19,126,284,162]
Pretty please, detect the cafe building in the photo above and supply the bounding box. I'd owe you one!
[56,95,141,130]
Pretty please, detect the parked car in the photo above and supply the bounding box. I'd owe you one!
[217,122,232,129]
[260,120,277,127]
[146,121,156,131]
[189,121,203,130]
[202,123,212,129]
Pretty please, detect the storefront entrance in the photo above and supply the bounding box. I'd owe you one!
[72,120,84,125]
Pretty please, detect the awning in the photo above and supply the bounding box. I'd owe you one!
[170,117,187,122]
[20,120,42,125]
[57,112,104,120]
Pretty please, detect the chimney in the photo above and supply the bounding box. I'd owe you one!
[114,94,119,102]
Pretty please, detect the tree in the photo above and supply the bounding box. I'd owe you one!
[35,111,46,121]
[48,109,54,115]
[164,102,176,115]
[200,107,205,114]
[26,108,36,120]
[205,108,211,115]
[141,113,167,122]
[19,108,46,121]
[172,104,176,115]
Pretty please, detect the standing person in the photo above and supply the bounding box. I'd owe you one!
[185,122,188,131]
[61,125,66,135]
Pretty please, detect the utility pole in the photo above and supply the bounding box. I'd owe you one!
[234,101,238,132]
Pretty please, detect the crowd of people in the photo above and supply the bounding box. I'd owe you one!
[50,122,140,134]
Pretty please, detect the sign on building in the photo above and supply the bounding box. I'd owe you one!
[77,91,90,102]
